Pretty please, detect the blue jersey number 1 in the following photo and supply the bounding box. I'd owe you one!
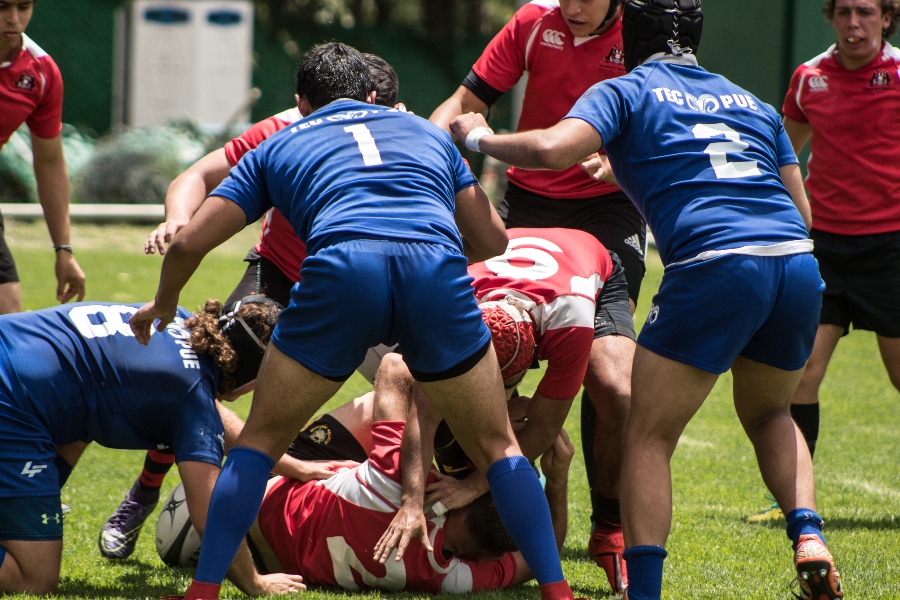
[344,124,383,166]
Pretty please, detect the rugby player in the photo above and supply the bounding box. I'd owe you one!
[760,0,900,522]
[0,0,85,314]
[134,43,579,600]
[449,1,844,598]
[0,296,315,596]
[96,54,400,561]
[428,2,638,588]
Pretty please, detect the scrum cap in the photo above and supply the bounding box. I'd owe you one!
[622,0,702,72]
[481,298,536,381]
[218,295,282,389]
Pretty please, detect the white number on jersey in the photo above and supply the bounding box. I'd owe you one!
[692,123,761,179]
[327,536,406,591]
[484,236,603,297]
[344,124,383,166]
[70,305,139,339]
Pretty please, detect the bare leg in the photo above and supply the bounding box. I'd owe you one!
[621,346,718,547]
[0,540,62,595]
[55,441,88,469]
[0,282,23,315]
[731,356,814,514]
[791,325,843,405]
[876,335,900,392]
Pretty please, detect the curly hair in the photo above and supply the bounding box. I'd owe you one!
[823,0,900,38]
[184,298,279,396]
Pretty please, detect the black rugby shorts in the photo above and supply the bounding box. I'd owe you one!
[0,211,20,284]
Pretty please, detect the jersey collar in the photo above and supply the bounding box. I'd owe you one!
[643,52,699,67]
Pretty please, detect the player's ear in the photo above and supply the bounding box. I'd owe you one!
[366,90,378,105]
[296,94,313,117]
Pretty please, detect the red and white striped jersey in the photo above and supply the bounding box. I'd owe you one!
[472,0,626,199]
[469,228,612,400]
[0,34,63,148]
[783,43,900,235]
[224,107,307,280]
[257,421,518,593]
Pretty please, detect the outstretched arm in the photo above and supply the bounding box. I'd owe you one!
[450,113,603,171]
[130,196,246,344]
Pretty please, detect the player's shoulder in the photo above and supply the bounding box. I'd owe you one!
[880,41,900,65]
[795,45,838,74]
[508,227,604,252]
[19,34,60,74]
[510,0,559,30]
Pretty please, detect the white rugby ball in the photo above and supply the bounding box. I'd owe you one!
[155,482,202,567]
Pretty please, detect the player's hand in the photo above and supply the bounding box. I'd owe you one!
[373,502,433,563]
[580,153,618,185]
[540,428,574,482]
[507,395,532,433]
[54,251,85,304]
[252,573,306,595]
[129,300,177,345]
[424,470,488,512]
[145,219,189,255]
[449,112,490,146]
[292,459,359,482]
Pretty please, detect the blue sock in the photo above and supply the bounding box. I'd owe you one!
[486,455,564,585]
[623,545,667,600]
[194,447,274,585]
[785,508,825,550]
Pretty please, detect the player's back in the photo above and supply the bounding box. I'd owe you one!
[0,303,219,450]
[570,59,809,266]
[221,100,475,257]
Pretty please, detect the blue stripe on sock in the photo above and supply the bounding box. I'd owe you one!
[622,545,667,600]
[194,446,274,585]
[486,455,564,585]
[785,508,825,549]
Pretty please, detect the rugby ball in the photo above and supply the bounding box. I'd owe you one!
[155,483,202,567]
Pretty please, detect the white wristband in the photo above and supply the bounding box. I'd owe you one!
[464,126,494,153]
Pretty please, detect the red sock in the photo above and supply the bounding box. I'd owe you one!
[184,580,221,600]
[539,580,575,600]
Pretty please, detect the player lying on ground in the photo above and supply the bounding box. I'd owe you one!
[245,360,573,595]
[0,296,332,596]
[450,1,843,599]
[133,43,579,600]
[95,54,401,561]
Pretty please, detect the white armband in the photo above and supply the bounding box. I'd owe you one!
[464,126,494,153]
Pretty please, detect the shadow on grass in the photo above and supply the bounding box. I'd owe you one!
[57,560,187,599]
[750,515,900,531]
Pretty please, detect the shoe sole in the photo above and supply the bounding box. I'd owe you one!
[795,559,843,600]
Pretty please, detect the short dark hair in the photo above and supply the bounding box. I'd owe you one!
[465,493,518,556]
[823,0,900,38]
[295,43,372,110]
[362,54,399,107]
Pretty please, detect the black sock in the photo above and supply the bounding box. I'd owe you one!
[790,403,819,460]
[594,495,621,528]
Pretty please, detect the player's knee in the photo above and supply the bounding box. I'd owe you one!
[0,554,58,596]
[585,379,631,422]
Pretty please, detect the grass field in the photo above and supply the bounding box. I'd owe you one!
[4,220,899,599]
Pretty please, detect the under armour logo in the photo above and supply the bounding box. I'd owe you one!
[22,461,48,478]
[42,513,60,525]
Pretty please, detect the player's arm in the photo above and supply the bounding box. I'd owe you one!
[509,429,572,586]
[177,460,306,596]
[781,164,812,231]
[146,148,232,255]
[429,86,490,135]
[216,401,358,481]
[454,184,508,263]
[451,113,603,171]
[31,132,86,304]
[782,116,812,156]
[510,393,573,462]
[130,196,247,344]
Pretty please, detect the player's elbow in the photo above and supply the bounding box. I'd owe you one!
[532,139,576,171]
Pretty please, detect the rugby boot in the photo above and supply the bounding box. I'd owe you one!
[790,534,843,600]
[588,523,628,594]
[99,490,159,559]
[747,493,784,523]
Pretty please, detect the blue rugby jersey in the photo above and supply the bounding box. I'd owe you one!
[566,56,809,267]
[0,303,224,466]
[214,99,478,256]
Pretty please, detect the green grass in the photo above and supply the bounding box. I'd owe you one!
[4,220,899,599]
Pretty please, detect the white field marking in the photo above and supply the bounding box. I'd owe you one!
[823,475,900,501]
[677,436,715,449]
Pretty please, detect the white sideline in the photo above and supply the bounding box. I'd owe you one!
[0,203,164,223]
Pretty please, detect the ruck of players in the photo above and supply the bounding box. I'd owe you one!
[10,0,900,597]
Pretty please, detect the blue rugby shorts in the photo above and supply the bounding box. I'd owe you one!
[271,238,491,380]
[0,394,60,500]
[637,252,824,374]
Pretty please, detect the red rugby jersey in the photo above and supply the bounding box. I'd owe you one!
[224,107,307,280]
[0,34,63,148]
[472,0,626,199]
[469,227,611,400]
[257,422,518,593]
[783,42,900,235]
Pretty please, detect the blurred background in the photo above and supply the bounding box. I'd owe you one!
[0,0,878,205]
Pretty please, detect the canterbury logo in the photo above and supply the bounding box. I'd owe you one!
[808,75,828,91]
[22,461,48,478]
[541,29,565,47]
